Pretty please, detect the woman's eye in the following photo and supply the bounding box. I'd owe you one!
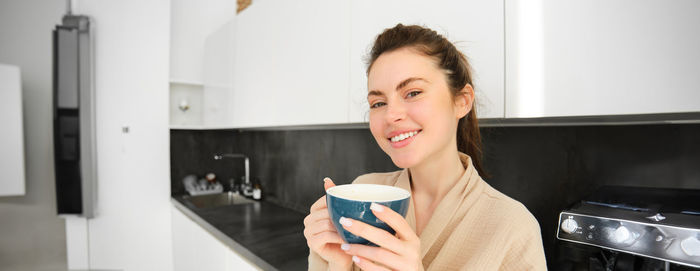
[406,90,422,98]
[370,102,386,109]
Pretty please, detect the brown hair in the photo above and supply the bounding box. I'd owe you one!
[366,24,488,178]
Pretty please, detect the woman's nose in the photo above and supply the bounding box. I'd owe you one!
[385,101,407,123]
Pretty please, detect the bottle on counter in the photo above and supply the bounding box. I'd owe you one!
[252,178,262,200]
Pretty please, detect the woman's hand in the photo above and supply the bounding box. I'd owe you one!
[303,178,353,270]
[338,202,423,271]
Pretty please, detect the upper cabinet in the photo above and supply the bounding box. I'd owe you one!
[170,0,238,128]
[202,20,236,127]
[348,0,506,122]
[180,0,700,129]
[229,0,503,128]
[170,0,237,84]
[505,0,700,118]
[231,0,351,127]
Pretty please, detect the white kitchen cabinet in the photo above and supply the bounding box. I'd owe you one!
[170,0,238,128]
[215,0,504,128]
[348,0,506,122]
[231,0,351,127]
[170,0,237,84]
[202,20,236,127]
[172,206,259,271]
[0,64,25,196]
[505,0,700,118]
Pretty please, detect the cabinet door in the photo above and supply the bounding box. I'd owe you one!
[170,0,237,83]
[203,20,236,127]
[171,206,258,271]
[232,0,351,127]
[172,206,228,270]
[505,0,700,118]
[349,0,505,122]
[224,247,259,271]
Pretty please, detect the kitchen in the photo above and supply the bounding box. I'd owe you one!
[1,0,699,270]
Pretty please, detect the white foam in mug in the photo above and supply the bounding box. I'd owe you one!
[327,184,410,202]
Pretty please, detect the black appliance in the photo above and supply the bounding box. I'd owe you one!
[557,186,700,270]
[53,14,96,218]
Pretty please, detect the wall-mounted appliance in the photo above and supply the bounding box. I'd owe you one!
[53,14,96,218]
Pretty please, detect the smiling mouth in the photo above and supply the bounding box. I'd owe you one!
[389,130,421,143]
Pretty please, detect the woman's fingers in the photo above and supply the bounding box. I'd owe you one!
[304,206,332,226]
[370,203,418,243]
[309,177,336,213]
[308,231,345,251]
[339,217,406,255]
[341,244,405,270]
[350,255,392,271]
[339,204,423,270]
[309,195,327,212]
[304,219,333,238]
[305,218,337,237]
[306,177,338,226]
[323,177,336,190]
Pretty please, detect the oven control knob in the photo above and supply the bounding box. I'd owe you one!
[680,236,700,256]
[561,218,578,234]
[613,226,631,243]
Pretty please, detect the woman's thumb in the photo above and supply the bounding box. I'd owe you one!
[323,177,335,191]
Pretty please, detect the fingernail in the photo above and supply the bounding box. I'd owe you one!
[341,243,350,251]
[352,255,360,263]
[323,177,331,183]
[339,217,352,227]
[370,203,384,212]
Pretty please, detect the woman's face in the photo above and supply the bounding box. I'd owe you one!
[367,47,472,169]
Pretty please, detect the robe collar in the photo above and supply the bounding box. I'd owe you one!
[393,152,482,258]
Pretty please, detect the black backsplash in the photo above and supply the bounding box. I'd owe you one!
[170,129,399,212]
[170,124,700,268]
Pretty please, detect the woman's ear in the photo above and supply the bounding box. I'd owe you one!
[454,84,474,119]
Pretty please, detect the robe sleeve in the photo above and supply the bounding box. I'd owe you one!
[308,250,330,271]
[309,250,360,271]
[498,213,547,270]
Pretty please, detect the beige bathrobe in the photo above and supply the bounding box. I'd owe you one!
[308,153,547,270]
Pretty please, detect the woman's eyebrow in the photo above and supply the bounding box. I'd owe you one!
[367,77,429,98]
[395,77,428,90]
[367,90,384,98]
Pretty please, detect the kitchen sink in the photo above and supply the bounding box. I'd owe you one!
[183,192,256,209]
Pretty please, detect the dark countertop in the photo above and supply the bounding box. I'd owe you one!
[171,196,309,270]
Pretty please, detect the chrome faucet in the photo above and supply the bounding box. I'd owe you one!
[213,153,252,196]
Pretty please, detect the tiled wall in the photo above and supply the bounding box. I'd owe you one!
[170,124,700,268]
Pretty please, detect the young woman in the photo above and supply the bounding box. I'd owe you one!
[303,24,546,270]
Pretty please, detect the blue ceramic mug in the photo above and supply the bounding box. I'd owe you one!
[326,184,410,246]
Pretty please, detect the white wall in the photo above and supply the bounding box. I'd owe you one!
[0,0,68,270]
[64,0,174,270]
[0,64,26,196]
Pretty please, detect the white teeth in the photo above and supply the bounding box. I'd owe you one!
[390,131,419,142]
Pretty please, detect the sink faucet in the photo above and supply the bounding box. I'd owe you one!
[213,153,252,196]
